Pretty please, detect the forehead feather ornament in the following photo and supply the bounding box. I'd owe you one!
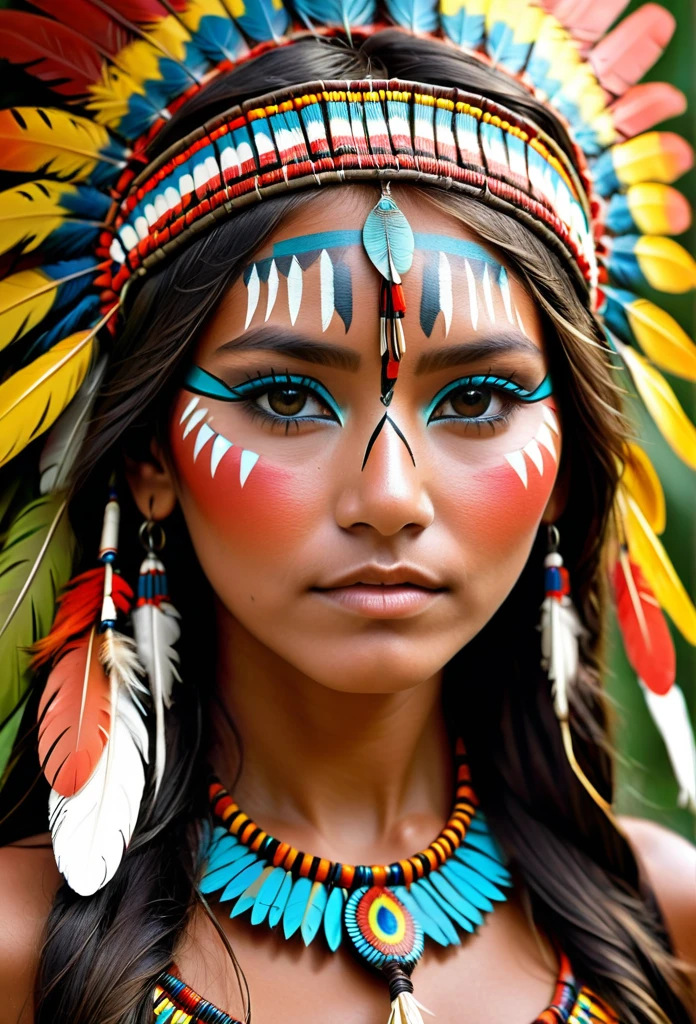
[0,0,695,906]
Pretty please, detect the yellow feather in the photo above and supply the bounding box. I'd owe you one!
[622,296,696,381]
[0,180,90,258]
[0,263,98,350]
[87,65,149,130]
[626,183,692,236]
[620,490,696,645]
[617,340,696,469]
[612,132,692,187]
[0,331,95,470]
[0,107,120,182]
[634,236,696,294]
[620,442,666,535]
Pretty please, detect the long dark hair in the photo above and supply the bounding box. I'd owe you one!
[0,30,692,1024]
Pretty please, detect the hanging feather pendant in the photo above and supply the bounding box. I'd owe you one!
[132,551,181,798]
[540,550,584,720]
[362,186,415,406]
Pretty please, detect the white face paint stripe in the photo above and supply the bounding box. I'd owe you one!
[265,260,279,322]
[438,251,453,337]
[183,407,208,439]
[498,267,514,323]
[245,264,260,329]
[240,449,260,487]
[287,255,303,326]
[320,249,334,333]
[465,259,478,331]
[210,435,233,477]
[193,423,215,461]
[522,438,544,475]
[482,264,495,322]
[543,406,559,434]
[535,421,558,462]
[505,450,528,488]
[514,303,527,337]
[180,396,200,424]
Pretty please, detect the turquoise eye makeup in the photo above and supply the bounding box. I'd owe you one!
[183,365,345,426]
[425,373,552,423]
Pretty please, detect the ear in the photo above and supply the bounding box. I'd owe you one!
[124,438,177,521]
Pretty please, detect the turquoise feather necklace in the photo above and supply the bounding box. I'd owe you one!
[200,740,512,1024]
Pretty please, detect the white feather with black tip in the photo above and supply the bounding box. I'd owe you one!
[48,652,149,896]
[540,595,585,720]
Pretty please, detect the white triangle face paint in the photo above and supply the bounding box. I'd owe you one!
[498,266,514,323]
[320,249,335,332]
[183,407,208,439]
[543,405,559,434]
[210,435,233,477]
[193,423,215,461]
[504,408,559,487]
[287,255,303,326]
[535,422,558,462]
[522,438,544,475]
[514,303,527,337]
[482,264,495,322]
[245,264,260,329]
[465,259,478,330]
[180,396,200,424]
[438,252,453,337]
[505,449,528,488]
[265,260,279,322]
[239,449,260,487]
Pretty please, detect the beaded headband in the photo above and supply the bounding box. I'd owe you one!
[110,78,596,303]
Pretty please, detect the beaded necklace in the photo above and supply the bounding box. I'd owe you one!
[200,740,512,1024]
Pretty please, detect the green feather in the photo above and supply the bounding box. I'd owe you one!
[362,193,414,283]
[0,494,75,779]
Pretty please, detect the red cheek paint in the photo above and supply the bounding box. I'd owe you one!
[170,392,308,552]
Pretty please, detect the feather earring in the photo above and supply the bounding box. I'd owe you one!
[40,480,149,896]
[132,519,181,800]
[540,526,616,823]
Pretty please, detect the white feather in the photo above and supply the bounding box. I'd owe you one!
[287,255,303,326]
[265,259,279,321]
[541,596,584,720]
[388,993,434,1024]
[100,629,148,704]
[438,252,453,336]
[245,264,260,329]
[39,356,108,494]
[48,685,148,896]
[132,599,181,797]
[319,249,334,332]
[639,681,696,812]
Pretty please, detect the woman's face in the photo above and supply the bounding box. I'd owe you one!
[160,189,562,692]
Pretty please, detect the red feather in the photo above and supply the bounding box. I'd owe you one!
[88,0,188,25]
[33,567,133,669]
[543,0,631,53]
[610,82,687,139]
[0,13,102,98]
[38,629,111,797]
[589,4,676,97]
[29,0,131,57]
[613,552,675,695]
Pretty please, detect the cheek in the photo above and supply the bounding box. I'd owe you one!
[170,393,322,559]
[438,402,560,555]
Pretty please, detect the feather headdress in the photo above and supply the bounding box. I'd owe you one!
[0,0,694,834]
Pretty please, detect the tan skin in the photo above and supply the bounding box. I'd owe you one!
[0,189,694,1023]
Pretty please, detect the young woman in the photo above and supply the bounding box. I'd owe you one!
[0,5,694,1024]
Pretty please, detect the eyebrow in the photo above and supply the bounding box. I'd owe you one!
[414,333,543,375]
[215,327,361,371]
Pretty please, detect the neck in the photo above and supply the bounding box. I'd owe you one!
[210,609,453,866]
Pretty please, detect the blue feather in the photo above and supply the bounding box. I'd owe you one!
[362,194,415,282]
[230,865,274,918]
[429,871,482,927]
[384,0,438,32]
[323,887,344,951]
[21,295,100,366]
[223,861,265,904]
[417,877,476,933]
[450,856,507,900]
[283,877,313,939]
[460,828,507,862]
[440,4,485,48]
[269,871,293,928]
[235,0,290,42]
[393,885,451,947]
[251,866,287,926]
[487,21,533,74]
[441,862,494,912]
[204,835,241,872]
[193,14,247,61]
[457,846,512,885]
[408,881,460,945]
[217,853,260,900]
[199,845,249,894]
[301,881,328,946]
[291,0,374,28]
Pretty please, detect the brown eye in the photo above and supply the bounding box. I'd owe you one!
[449,387,492,418]
[267,387,307,416]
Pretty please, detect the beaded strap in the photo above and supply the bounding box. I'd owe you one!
[209,737,481,891]
[106,78,596,307]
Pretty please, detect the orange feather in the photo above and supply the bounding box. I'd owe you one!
[613,551,675,695]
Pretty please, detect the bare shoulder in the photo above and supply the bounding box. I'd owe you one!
[619,815,696,967]
[0,835,61,1024]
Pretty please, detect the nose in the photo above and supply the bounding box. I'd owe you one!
[335,412,435,536]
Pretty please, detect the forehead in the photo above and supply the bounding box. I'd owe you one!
[197,185,544,350]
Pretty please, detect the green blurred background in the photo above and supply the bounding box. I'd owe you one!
[607,0,696,841]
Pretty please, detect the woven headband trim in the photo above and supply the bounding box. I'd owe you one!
[106,78,597,305]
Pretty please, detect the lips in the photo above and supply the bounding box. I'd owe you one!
[315,564,446,591]
[311,565,447,619]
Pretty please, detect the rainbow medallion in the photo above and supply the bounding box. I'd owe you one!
[345,886,424,969]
